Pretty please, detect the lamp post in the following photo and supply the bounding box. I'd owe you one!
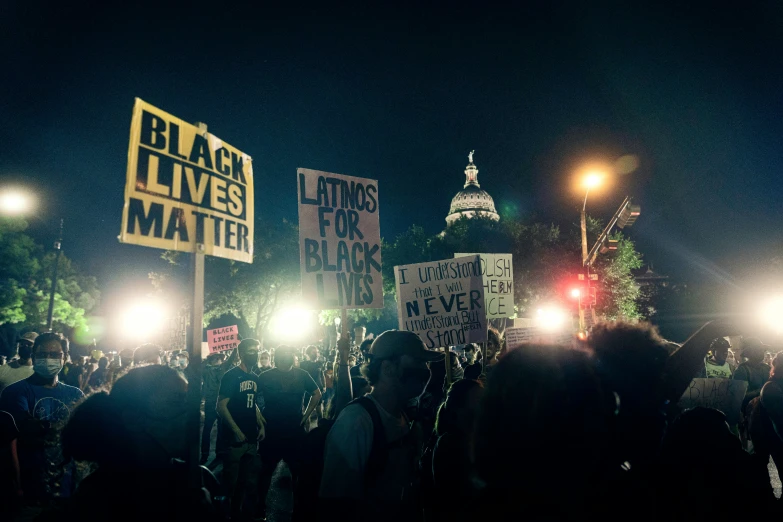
[46,219,64,331]
[580,172,603,265]
[578,172,604,335]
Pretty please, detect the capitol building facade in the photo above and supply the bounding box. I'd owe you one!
[445,151,500,226]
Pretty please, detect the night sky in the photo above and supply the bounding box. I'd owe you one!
[3,2,783,316]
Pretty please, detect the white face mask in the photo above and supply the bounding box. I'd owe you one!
[34,358,64,378]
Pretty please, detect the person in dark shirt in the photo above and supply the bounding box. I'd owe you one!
[256,345,321,520]
[299,345,324,390]
[431,379,484,522]
[734,338,771,405]
[462,343,483,381]
[217,339,265,520]
[0,332,84,505]
[60,365,219,522]
[201,351,235,464]
[87,357,110,390]
[0,410,21,516]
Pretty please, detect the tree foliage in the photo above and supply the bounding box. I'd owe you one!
[381,215,644,323]
[204,218,301,340]
[0,218,100,332]
[592,233,643,320]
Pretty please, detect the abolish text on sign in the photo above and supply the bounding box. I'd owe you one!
[455,253,514,319]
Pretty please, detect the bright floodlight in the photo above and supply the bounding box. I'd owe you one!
[759,296,783,334]
[120,300,167,340]
[270,305,314,341]
[570,288,581,298]
[536,307,567,331]
[583,172,603,190]
[0,189,34,215]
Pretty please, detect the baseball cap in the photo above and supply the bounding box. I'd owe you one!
[20,332,38,343]
[369,331,444,362]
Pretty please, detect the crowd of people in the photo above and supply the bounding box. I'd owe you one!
[1,320,783,520]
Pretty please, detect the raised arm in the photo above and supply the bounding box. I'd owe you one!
[331,337,353,418]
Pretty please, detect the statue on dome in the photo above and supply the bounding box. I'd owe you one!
[468,150,474,163]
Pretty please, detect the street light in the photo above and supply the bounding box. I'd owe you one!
[270,305,315,341]
[120,299,168,341]
[0,187,62,332]
[536,307,567,331]
[0,189,35,215]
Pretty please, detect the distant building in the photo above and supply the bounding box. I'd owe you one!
[445,151,500,226]
[634,265,670,288]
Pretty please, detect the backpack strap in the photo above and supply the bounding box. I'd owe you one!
[352,396,388,487]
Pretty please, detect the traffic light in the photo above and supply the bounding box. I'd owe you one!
[617,203,640,228]
[599,238,619,254]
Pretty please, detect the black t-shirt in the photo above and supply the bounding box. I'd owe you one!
[299,360,323,389]
[0,410,18,510]
[257,368,318,435]
[218,366,260,439]
[464,361,482,381]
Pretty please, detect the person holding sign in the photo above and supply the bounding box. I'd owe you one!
[216,339,265,520]
[319,331,443,522]
[700,337,733,379]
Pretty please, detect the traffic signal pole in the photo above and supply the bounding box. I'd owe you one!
[580,196,640,334]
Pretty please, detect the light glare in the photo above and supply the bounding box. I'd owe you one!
[270,305,314,340]
[0,189,34,215]
[759,296,783,334]
[120,301,167,340]
[536,307,567,331]
[583,172,603,190]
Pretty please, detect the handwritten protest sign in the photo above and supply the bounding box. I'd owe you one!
[505,327,574,350]
[455,253,514,318]
[298,168,382,310]
[678,378,748,425]
[504,327,531,350]
[395,255,487,349]
[120,99,254,262]
[207,325,239,354]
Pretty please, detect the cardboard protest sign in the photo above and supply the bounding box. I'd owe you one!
[505,327,574,350]
[395,255,487,349]
[677,378,748,425]
[298,168,382,309]
[504,327,531,350]
[455,253,514,318]
[207,325,239,354]
[120,98,254,262]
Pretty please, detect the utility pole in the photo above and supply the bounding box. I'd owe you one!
[46,219,64,331]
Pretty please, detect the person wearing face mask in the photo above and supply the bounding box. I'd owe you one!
[0,332,84,505]
[217,339,266,520]
[60,365,219,521]
[257,350,273,371]
[319,330,443,522]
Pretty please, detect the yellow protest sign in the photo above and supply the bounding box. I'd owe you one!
[120,98,254,263]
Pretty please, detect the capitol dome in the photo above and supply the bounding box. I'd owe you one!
[445,152,500,226]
